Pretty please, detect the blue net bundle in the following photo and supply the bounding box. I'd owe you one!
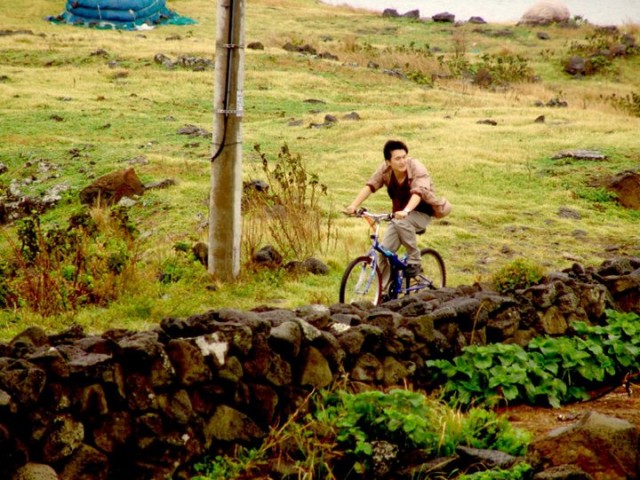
[48,0,196,30]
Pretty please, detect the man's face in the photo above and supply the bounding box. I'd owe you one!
[387,149,408,174]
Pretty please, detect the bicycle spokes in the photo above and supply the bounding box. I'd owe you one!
[355,264,374,295]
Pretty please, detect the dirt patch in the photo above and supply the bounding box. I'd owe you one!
[498,384,640,439]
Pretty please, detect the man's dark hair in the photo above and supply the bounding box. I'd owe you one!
[383,140,408,160]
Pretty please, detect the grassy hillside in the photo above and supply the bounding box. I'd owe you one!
[0,0,639,339]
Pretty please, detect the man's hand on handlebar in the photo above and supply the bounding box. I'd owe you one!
[343,205,363,216]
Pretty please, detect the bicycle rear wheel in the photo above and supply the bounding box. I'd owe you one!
[409,248,446,290]
[339,256,382,305]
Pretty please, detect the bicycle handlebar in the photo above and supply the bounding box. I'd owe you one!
[354,208,393,222]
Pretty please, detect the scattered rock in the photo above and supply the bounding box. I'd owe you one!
[537,98,568,108]
[432,12,455,23]
[144,179,175,190]
[318,51,339,61]
[564,55,586,76]
[491,29,515,37]
[90,48,108,57]
[153,53,213,70]
[402,9,420,19]
[468,16,487,24]
[0,29,35,36]
[477,119,498,125]
[309,114,337,128]
[303,98,326,105]
[383,68,406,79]
[557,206,581,219]
[253,245,283,266]
[126,155,149,166]
[192,241,208,267]
[552,149,607,160]
[177,124,210,137]
[282,43,317,55]
[302,257,329,275]
[11,463,59,480]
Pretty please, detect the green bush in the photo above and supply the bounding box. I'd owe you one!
[2,207,137,314]
[459,462,533,480]
[191,389,531,479]
[492,258,544,293]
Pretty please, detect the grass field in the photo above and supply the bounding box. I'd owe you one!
[0,0,639,339]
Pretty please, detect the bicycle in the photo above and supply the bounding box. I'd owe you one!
[339,209,446,305]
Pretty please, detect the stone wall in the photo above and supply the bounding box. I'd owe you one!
[0,257,638,479]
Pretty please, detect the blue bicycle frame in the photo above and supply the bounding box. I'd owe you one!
[363,212,419,299]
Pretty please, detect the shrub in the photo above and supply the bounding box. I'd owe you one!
[492,258,545,293]
[243,143,336,261]
[566,27,639,76]
[2,207,138,315]
[609,90,640,117]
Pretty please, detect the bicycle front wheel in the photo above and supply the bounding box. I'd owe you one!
[339,256,382,305]
[413,248,446,290]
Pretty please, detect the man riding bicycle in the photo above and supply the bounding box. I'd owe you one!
[344,139,450,288]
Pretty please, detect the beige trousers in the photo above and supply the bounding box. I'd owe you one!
[378,211,431,289]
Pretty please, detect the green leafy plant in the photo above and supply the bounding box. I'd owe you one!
[427,342,576,408]
[458,408,531,456]
[492,258,545,293]
[458,462,533,480]
[575,186,618,203]
[318,389,530,473]
[428,310,640,408]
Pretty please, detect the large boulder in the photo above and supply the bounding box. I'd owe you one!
[607,170,640,210]
[519,1,570,25]
[527,411,639,480]
[79,168,144,206]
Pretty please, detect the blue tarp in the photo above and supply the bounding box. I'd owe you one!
[48,0,196,30]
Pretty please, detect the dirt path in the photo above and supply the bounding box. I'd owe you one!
[498,385,640,439]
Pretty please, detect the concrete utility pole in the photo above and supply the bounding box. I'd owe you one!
[208,0,245,280]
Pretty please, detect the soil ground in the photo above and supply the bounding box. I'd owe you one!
[498,383,640,439]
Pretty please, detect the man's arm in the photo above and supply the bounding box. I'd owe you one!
[345,186,373,214]
[394,193,421,219]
